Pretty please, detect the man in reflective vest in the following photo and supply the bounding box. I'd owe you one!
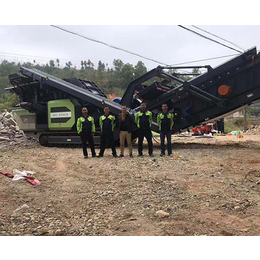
[98,107,117,157]
[135,103,154,157]
[77,107,96,158]
[157,104,174,156]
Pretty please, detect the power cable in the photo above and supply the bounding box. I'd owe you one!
[50,25,243,68]
[191,25,246,51]
[178,25,243,54]
[169,53,239,66]
[50,25,170,66]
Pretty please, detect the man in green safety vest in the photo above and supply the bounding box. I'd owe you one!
[157,104,174,156]
[77,107,96,158]
[135,103,154,157]
[98,107,117,157]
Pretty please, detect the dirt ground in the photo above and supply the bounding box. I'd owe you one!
[1,134,260,236]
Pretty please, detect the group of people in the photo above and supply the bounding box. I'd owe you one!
[76,103,174,158]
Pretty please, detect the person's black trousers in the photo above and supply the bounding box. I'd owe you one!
[138,129,153,155]
[99,131,117,156]
[160,131,172,155]
[81,134,96,157]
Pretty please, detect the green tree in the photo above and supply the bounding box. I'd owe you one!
[134,61,147,79]
[56,58,60,68]
[192,68,201,75]
[247,104,260,117]
[113,59,124,72]
[22,62,33,68]
[65,61,72,70]
[97,60,105,73]
[0,93,19,112]
[87,59,94,68]
[49,60,55,68]
[120,63,135,89]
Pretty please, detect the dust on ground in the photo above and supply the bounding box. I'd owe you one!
[1,134,260,236]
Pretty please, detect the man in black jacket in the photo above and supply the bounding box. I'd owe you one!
[98,107,117,158]
[135,103,154,157]
[118,106,136,157]
[77,107,96,158]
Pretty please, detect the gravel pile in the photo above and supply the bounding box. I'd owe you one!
[0,109,28,148]
[245,125,260,135]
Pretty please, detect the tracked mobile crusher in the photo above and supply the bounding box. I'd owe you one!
[7,47,260,145]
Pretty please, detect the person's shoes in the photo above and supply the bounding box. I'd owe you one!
[97,154,103,158]
[168,153,172,156]
[129,154,133,158]
[119,154,124,157]
[149,154,154,157]
[84,156,88,159]
[113,154,118,158]
[92,154,97,157]
[160,153,165,157]
[138,153,143,157]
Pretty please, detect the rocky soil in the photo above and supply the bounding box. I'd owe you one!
[1,135,260,236]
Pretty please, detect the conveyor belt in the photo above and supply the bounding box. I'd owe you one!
[19,67,123,115]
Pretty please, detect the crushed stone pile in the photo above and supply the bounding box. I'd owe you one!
[0,109,28,148]
[245,124,260,135]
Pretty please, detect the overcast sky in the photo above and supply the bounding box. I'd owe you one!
[0,25,259,72]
